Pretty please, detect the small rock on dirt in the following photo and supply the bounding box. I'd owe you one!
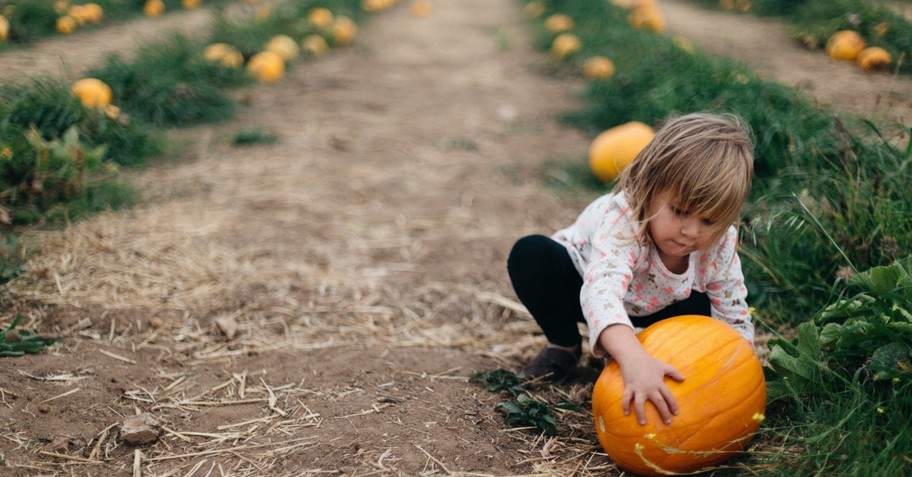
[121,413,161,445]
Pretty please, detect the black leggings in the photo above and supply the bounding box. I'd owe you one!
[506,234,711,348]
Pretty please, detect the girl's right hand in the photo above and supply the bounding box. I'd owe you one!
[616,350,684,425]
[597,324,685,426]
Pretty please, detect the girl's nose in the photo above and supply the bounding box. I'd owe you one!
[680,218,703,237]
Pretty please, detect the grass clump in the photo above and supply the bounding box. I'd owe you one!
[1,315,58,356]
[232,127,278,146]
[87,34,249,127]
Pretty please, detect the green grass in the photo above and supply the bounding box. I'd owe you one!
[87,33,248,127]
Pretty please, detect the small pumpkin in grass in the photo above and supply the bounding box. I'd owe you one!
[72,78,113,109]
[592,315,766,476]
[544,13,574,33]
[56,15,78,35]
[302,34,330,57]
[627,4,665,34]
[81,3,104,23]
[308,7,334,28]
[588,121,654,183]
[203,43,244,68]
[551,33,581,60]
[332,16,358,46]
[144,0,165,18]
[582,56,615,80]
[247,51,285,83]
[182,0,202,10]
[266,35,300,61]
[0,15,9,41]
[67,5,88,24]
[826,30,865,61]
[523,0,546,18]
[856,46,891,71]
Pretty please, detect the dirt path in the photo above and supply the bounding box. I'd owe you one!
[1,1,909,475]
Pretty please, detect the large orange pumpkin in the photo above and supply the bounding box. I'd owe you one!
[592,315,766,476]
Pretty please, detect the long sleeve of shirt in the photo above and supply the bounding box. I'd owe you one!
[551,192,753,357]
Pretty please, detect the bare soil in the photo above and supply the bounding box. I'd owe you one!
[1,1,910,476]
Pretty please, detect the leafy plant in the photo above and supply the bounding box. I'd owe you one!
[470,369,581,436]
[495,393,581,436]
[1,316,58,357]
[469,369,528,397]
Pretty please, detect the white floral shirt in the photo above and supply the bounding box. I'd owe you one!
[552,192,754,356]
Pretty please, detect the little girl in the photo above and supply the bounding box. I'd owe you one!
[507,112,755,427]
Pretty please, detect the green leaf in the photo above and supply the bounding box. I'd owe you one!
[870,342,912,381]
[469,369,528,397]
[767,321,822,391]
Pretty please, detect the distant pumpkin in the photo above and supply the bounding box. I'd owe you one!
[332,16,358,46]
[628,4,665,33]
[308,7,334,28]
[0,14,9,41]
[826,30,866,61]
[81,3,104,23]
[856,46,891,71]
[582,56,615,80]
[144,0,165,18]
[588,121,655,183]
[72,78,114,109]
[544,14,574,33]
[203,43,244,68]
[302,34,329,57]
[246,51,285,83]
[182,0,202,10]
[56,15,78,35]
[551,33,581,60]
[266,35,300,61]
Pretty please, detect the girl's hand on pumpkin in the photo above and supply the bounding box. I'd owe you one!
[597,324,685,426]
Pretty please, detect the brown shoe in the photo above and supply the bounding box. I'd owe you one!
[521,346,582,382]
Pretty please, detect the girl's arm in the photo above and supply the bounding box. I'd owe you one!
[598,324,685,426]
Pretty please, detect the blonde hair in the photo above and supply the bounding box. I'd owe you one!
[617,112,754,245]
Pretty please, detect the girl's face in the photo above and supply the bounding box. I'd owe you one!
[647,191,718,269]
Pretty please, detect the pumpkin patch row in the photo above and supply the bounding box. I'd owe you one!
[0,0,382,231]
[0,0,238,45]
[704,0,910,75]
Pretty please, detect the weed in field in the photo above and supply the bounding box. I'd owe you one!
[232,127,278,146]
[0,315,58,356]
[470,369,582,436]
